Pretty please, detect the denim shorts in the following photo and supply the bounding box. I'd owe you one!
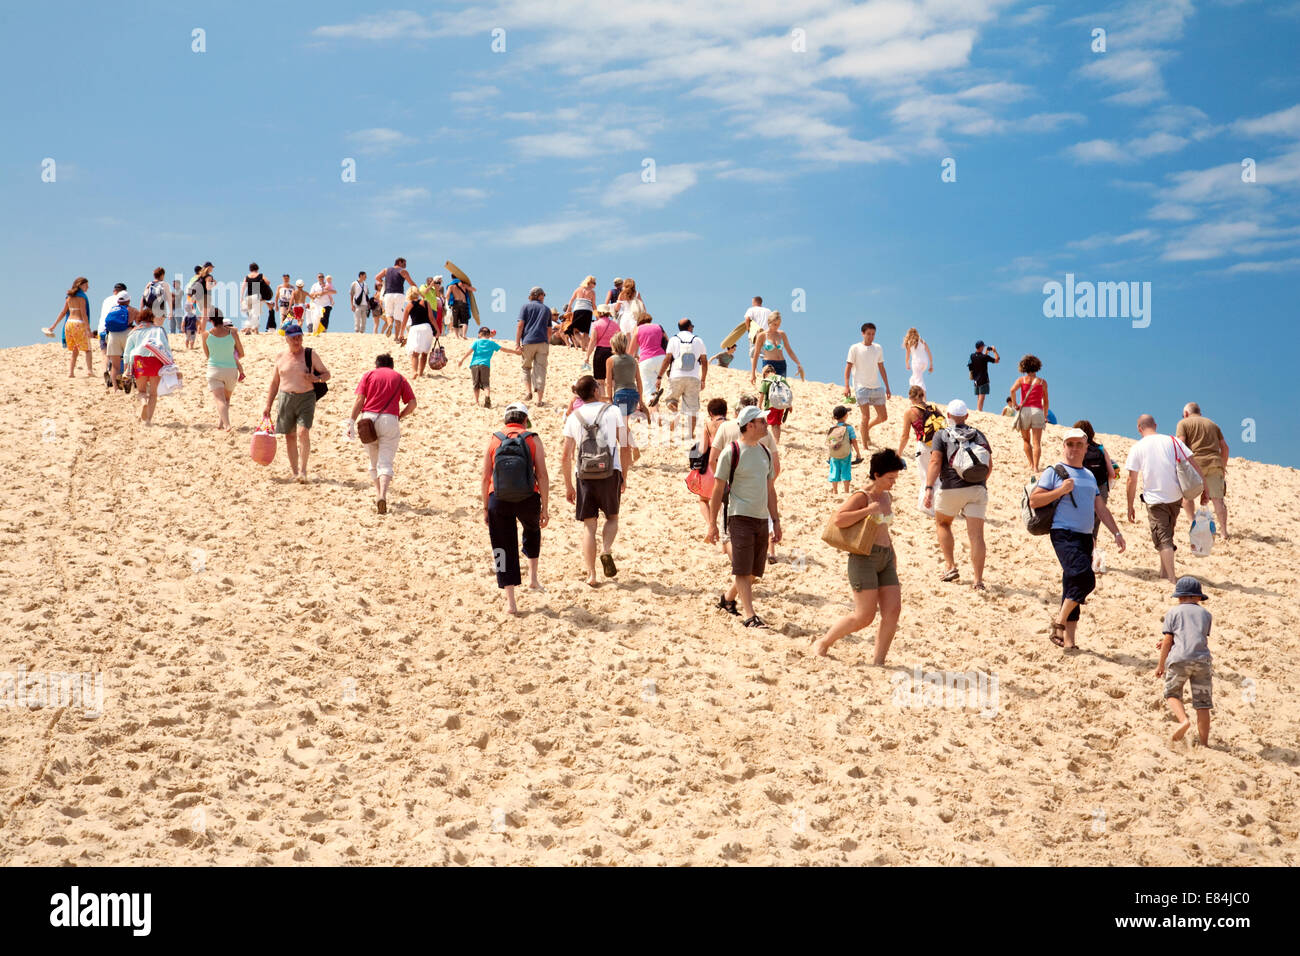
[855,385,886,407]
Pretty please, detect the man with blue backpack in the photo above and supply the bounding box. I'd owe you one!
[102,290,136,390]
[483,402,551,614]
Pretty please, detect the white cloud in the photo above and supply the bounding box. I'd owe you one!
[1129,131,1187,156]
[1233,104,1300,138]
[597,230,701,252]
[1009,4,1052,26]
[1161,220,1264,261]
[347,127,415,155]
[449,86,501,103]
[1067,228,1158,250]
[716,166,789,183]
[1222,256,1300,274]
[601,164,702,209]
[448,187,488,201]
[1067,139,1128,163]
[495,217,589,247]
[312,11,435,40]
[512,128,647,158]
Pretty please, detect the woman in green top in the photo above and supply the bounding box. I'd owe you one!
[203,313,245,431]
[606,332,647,420]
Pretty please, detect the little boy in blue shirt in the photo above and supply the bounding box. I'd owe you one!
[458,326,521,408]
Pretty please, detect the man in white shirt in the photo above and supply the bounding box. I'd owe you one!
[656,318,709,445]
[561,375,633,587]
[1125,414,1204,582]
[843,322,892,445]
[744,296,771,361]
[350,271,371,333]
[307,273,328,334]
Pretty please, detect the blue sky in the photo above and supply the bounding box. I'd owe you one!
[4,0,1299,465]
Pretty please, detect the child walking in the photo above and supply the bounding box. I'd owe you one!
[827,405,862,493]
[458,326,521,408]
[1156,576,1214,746]
[759,366,793,444]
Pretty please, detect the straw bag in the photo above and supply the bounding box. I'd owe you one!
[821,512,881,556]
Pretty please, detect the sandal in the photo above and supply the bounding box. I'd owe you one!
[742,615,768,628]
[940,567,960,583]
[600,552,617,577]
[1049,621,1066,647]
[716,594,739,616]
[377,499,387,515]
[972,582,986,592]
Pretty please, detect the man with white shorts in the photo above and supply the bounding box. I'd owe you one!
[844,322,891,445]
[657,318,708,445]
[924,400,992,589]
[376,257,416,339]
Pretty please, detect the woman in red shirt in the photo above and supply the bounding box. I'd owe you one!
[481,402,551,614]
[1008,354,1049,472]
[350,354,417,514]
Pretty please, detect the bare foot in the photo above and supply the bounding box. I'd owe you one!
[1171,720,1191,743]
[529,580,545,592]
[809,637,830,657]
[585,573,599,588]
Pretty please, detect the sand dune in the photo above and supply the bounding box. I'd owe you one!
[1,331,1296,865]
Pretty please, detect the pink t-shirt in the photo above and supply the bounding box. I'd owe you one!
[355,367,415,416]
[592,317,618,348]
[635,323,666,359]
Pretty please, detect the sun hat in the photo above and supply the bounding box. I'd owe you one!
[1171,576,1208,601]
[738,406,766,428]
[282,322,303,337]
[295,279,304,287]
[1062,427,1088,441]
[433,275,443,283]
[946,399,969,418]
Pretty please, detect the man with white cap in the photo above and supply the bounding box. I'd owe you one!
[516,286,552,405]
[102,289,136,390]
[925,399,992,589]
[705,405,781,628]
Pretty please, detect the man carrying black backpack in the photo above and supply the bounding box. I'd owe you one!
[482,402,550,614]
[924,399,993,589]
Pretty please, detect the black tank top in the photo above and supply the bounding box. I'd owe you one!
[384,267,406,295]
[409,300,431,326]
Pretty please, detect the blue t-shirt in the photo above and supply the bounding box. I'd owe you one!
[1036,463,1099,534]
[470,339,501,367]
[518,300,551,345]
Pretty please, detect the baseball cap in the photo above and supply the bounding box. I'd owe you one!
[738,406,766,428]
[295,279,304,287]
[504,401,529,419]
[946,399,969,418]
[1063,427,1088,441]
[115,291,131,303]
[282,322,303,337]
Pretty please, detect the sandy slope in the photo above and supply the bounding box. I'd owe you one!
[1,332,1296,866]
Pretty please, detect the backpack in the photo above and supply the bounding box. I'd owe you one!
[258,275,272,301]
[919,403,947,444]
[104,304,130,333]
[673,332,698,374]
[722,440,772,531]
[304,348,328,399]
[1022,464,1074,535]
[492,430,537,503]
[143,280,166,309]
[1082,442,1110,490]
[766,377,793,410]
[827,423,852,459]
[945,424,991,482]
[576,404,615,480]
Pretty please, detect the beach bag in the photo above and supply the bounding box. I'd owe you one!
[258,276,272,301]
[946,425,991,482]
[493,431,537,502]
[1022,464,1073,535]
[357,417,378,444]
[1173,438,1203,501]
[428,339,448,371]
[685,468,715,501]
[766,377,793,410]
[250,416,277,465]
[577,405,615,480]
[821,511,881,556]
[304,348,328,399]
[827,423,852,459]
[157,364,183,396]
[1189,507,1216,557]
[688,441,709,474]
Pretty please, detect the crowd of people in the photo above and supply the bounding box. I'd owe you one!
[43,262,1233,746]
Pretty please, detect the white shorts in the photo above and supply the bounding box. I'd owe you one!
[360,412,401,478]
[242,296,263,327]
[665,376,701,415]
[934,483,988,519]
[406,323,434,354]
[639,357,664,391]
[206,366,239,394]
[383,293,406,321]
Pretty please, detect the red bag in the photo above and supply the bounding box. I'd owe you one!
[685,468,715,501]
[428,338,448,371]
[250,416,276,466]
